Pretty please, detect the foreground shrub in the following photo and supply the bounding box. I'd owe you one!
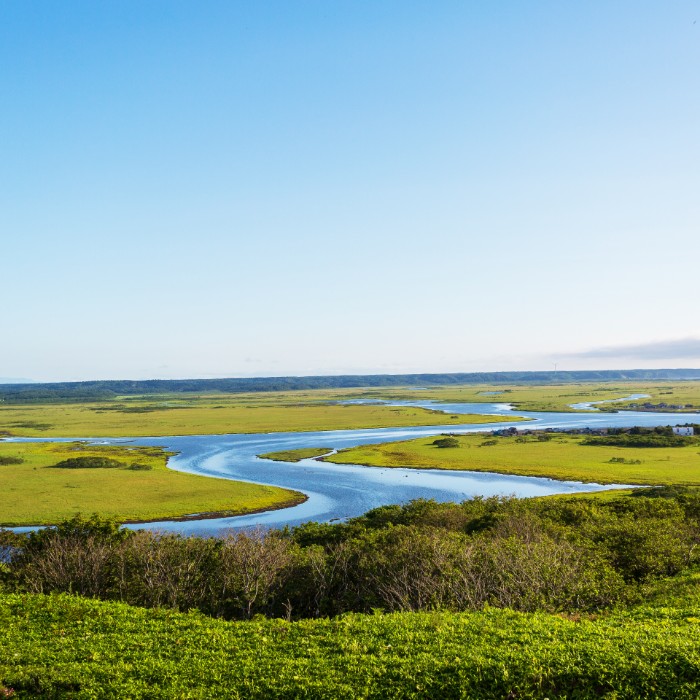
[1,593,700,699]
[51,456,124,469]
[7,492,700,620]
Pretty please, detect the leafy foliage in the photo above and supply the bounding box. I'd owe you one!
[431,437,460,448]
[0,456,23,466]
[1,593,700,698]
[51,456,124,469]
[583,426,696,448]
[6,491,700,619]
[2,492,700,697]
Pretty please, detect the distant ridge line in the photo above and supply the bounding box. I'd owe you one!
[2,369,700,403]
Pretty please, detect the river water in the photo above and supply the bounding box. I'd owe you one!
[13,398,692,536]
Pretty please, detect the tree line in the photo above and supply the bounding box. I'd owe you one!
[2,488,698,621]
[4,369,700,403]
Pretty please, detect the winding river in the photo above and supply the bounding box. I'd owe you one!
[17,397,694,537]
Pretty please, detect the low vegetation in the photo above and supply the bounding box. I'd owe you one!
[347,380,700,413]
[50,456,124,469]
[582,426,698,448]
[0,442,304,526]
[325,429,700,486]
[1,593,699,699]
[2,489,700,697]
[2,380,700,441]
[4,490,700,618]
[0,399,519,438]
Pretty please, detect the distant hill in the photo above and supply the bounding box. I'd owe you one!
[1,369,700,404]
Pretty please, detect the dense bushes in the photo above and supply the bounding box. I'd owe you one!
[3,593,700,699]
[431,437,460,448]
[583,425,697,448]
[51,456,124,469]
[4,489,699,621]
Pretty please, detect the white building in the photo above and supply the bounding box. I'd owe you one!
[672,426,694,437]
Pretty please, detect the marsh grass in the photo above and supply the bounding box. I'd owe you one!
[0,399,518,438]
[0,441,304,526]
[325,432,700,486]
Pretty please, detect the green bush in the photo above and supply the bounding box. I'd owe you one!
[431,437,460,448]
[1,593,700,699]
[51,456,124,469]
[6,493,700,621]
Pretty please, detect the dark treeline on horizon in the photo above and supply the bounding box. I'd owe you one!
[2,369,700,403]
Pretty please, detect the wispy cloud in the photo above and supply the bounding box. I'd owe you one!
[563,338,700,361]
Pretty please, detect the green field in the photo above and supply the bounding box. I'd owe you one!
[325,431,700,486]
[0,441,304,526]
[0,396,521,438]
[2,380,700,440]
[1,593,699,699]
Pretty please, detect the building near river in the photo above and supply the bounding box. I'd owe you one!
[672,427,694,437]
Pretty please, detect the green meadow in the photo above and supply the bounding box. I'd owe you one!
[2,380,700,441]
[325,431,700,486]
[0,441,304,526]
[0,396,518,438]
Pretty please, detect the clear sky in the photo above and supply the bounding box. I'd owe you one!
[2,1,699,382]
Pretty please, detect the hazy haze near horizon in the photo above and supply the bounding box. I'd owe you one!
[2,2,699,382]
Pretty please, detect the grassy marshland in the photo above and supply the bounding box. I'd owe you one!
[344,380,700,413]
[0,398,519,438]
[2,380,700,441]
[325,431,700,486]
[3,488,700,697]
[0,441,304,526]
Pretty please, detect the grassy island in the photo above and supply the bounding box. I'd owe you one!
[0,441,304,526]
[324,430,700,486]
[258,447,331,462]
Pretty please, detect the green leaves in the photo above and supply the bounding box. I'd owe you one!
[1,594,700,699]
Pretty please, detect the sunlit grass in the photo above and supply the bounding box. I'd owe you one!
[0,399,521,438]
[325,432,700,485]
[0,441,304,526]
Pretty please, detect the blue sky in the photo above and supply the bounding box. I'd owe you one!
[2,1,699,382]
